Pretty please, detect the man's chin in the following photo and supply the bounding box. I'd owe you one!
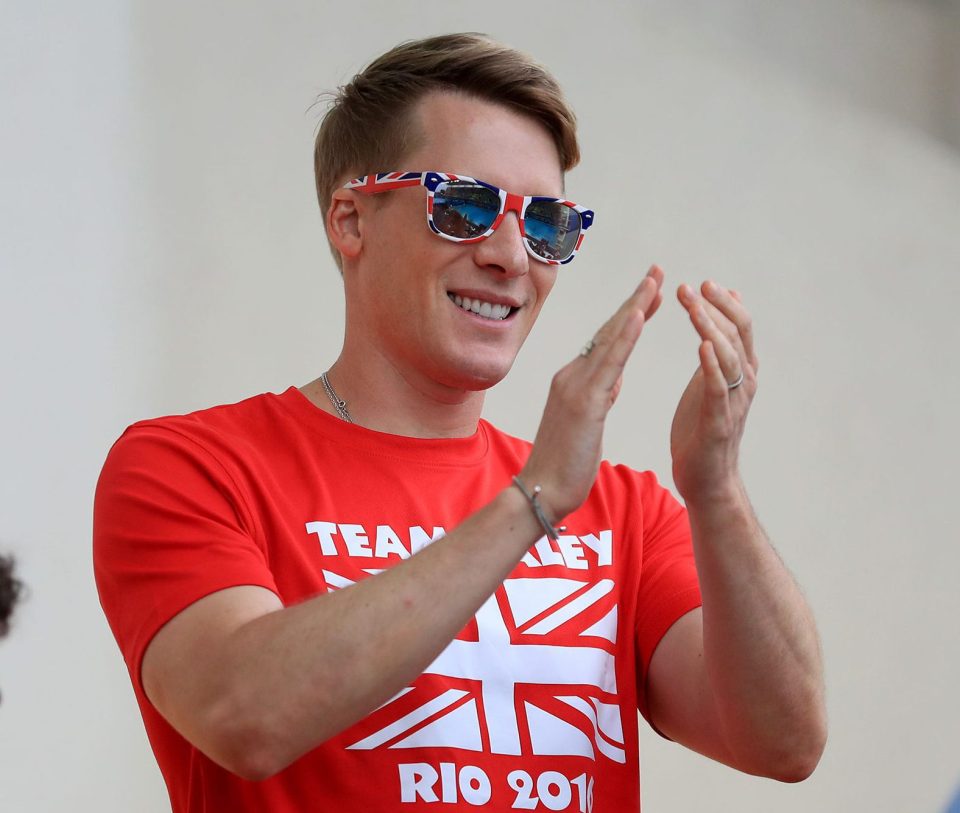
[434,354,515,393]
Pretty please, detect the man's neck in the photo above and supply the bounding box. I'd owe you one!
[300,347,486,439]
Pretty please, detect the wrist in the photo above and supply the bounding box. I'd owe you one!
[681,475,749,516]
[488,484,555,555]
[511,475,567,541]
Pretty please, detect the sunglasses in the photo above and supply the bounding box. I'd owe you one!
[342,171,595,265]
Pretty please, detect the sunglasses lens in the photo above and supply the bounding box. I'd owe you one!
[524,200,582,262]
[432,182,501,239]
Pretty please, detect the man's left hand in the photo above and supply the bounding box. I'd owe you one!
[670,281,758,505]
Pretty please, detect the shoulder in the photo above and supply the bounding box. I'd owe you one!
[125,388,292,441]
[95,389,304,533]
[105,388,300,468]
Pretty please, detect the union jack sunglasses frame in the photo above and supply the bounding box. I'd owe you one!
[342,171,595,266]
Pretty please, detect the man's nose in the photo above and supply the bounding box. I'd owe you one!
[472,211,529,278]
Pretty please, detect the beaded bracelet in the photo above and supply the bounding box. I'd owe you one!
[512,476,567,542]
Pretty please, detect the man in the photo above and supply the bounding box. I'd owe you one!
[94,33,826,811]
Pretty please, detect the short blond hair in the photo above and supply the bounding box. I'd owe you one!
[313,33,580,268]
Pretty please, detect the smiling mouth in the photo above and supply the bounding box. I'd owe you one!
[447,293,517,321]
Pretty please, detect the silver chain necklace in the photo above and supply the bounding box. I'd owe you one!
[320,371,354,423]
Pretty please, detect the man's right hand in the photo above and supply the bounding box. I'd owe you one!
[520,264,664,523]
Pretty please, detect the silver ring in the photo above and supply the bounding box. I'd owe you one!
[580,339,596,358]
[727,371,745,390]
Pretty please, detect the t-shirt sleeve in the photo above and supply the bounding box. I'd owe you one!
[93,422,279,695]
[632,469,702,725]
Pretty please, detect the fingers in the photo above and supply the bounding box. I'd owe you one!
[699,281,757,370]
[679,286,741,386]
[590,265,663,349]
[678,281,759,380]
[589,310,645,395]
[643,265,665,320]
[580,265,663,387]
[645,289,664,323]
[699,340,733,407]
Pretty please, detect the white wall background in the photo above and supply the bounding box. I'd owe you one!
[1,1,958,810]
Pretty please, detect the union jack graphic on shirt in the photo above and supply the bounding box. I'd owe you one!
[324,572,626,763]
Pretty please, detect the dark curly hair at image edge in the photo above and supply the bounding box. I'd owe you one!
[1,554,22,639]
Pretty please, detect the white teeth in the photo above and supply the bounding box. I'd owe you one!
[448,293,513,321]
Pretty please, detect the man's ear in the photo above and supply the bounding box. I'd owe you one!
[327,189,363,261]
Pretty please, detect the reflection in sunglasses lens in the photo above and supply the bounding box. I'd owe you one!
[432,182,582,262]
[525,201,581,262]
[433,183,500,239]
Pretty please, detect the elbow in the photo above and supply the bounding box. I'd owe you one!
[724,701,827,783]
[771,746,823,784]
[761,713,828,784]
[224,747,283,784]
[200,684,349,781]
[222,755,279,784]
[785,701,828,782]
[735,738,825,784]
[197,669,351,781]
[785,726,828,783]
[201,694,292,782]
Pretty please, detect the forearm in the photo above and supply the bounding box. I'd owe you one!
[207,485,543,778]
[686,480,826,779]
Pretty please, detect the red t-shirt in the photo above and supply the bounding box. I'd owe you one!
[94,387,701,812]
